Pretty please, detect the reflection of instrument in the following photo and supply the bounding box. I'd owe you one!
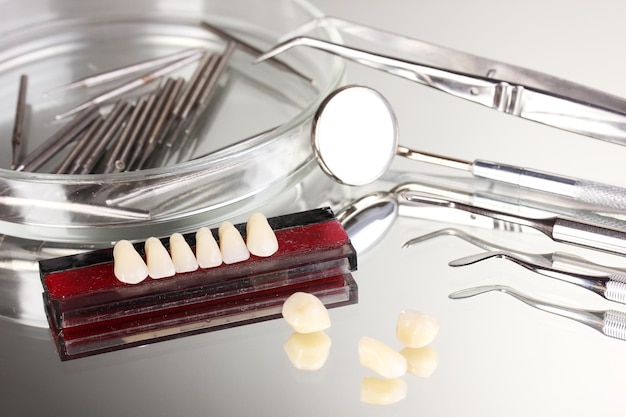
[449,285,626,341]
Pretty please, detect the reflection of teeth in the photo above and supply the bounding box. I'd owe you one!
[282,292,331,334]
[145,237,176,279]
[400,346,439,378]
[360,377,407,405]
[113,240,148,284]
[358,336,407,378]
[283,331,332,371]
[396,310,439,348]
[195,227,223,268]
[169,233,198,273]
[246,212,278,257]
[218,221,250,264]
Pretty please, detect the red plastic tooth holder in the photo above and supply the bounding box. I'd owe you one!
[39,207,358,360]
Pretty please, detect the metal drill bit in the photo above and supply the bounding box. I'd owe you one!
[55,115,104,174]
[15,106,100,172]
[109,98,148,173]
[126,90,160,171]
[55,52,203,120]
[170,52,214,120]
[11,75,28,169]
[102,97,147,174]
[200,21,314,84]
[46,48,204,94]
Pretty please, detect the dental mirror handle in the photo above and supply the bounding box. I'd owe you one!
[472,160,626,211]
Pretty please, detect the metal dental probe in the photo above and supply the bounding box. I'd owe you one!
[401,192,626,256]
[449,251,626,304]
[11,75,28,169]
[449,285,626,341]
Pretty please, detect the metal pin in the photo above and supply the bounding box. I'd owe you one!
[55,52,203,120]
[15,106,100,172]
[11,75,28,169]
[103,98,147,174]
[170,52,214,120]
[110,98,148,173]
[126,91,160,171]
[132,79,177,170]
[73,101,131,174]
[46,48,204,95]
[200,21,314,84]
[55,116,104,174]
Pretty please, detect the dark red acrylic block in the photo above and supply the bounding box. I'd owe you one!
[40,208,358,360]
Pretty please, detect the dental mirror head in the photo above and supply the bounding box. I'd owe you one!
[312,85,399,186]
[337,190,399,254]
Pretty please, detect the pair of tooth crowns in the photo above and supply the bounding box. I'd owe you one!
[113,212,279,284]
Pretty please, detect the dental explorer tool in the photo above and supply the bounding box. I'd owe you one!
[449,251,626,304]
[401,192,626,256]
[311,84,626,211]
[449,285,626,341]
[11,74,28,170]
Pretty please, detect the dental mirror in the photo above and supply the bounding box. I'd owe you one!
[312,85,399,186]
[337,190,398,254]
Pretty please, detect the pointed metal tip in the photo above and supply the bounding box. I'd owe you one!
[448,284,509,300]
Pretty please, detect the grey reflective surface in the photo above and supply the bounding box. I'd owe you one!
[4,0,626,416]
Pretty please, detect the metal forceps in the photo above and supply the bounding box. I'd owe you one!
[258,16,626,147]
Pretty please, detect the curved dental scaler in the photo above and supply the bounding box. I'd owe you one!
[449,285,626,341]
[260,19,626,211]
[449,251,626,305]
[403,227,626,276]
[401,192,626,256]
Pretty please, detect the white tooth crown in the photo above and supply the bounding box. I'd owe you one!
[396,309,440,348]
[145,237,176,279]
[218,221,250,264]
[283,331,332,371]
[113,240,148,284]
[358,336,407,379]
[282,292,331,334]
[360,377,407,405]
[246,212,278,257]
[400,346,439,378]
[169,233,199,273]
[195,227,223,268]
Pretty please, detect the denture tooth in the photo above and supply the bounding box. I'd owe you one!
[358,336,407,378]
[218,221,250,264]
[360,377,407,405]
[145,237,176,279]
[396,310,440,348]
[113,240,148,284]
[169,233,199,273]
[400,346,439,378]
[195,227,222,268]
[282,292,331,334]
[283,331,332,371]
[245,212,278,257]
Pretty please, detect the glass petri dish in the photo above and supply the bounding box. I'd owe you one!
[0,0,345,244]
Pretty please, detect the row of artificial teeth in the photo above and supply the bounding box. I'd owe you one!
[113,212,278,284]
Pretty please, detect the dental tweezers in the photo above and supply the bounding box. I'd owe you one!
[258,16,626,147]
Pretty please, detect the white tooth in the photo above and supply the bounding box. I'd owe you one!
[400,346,439,378]
[283,331,332,371]
[358,336,407,378]
[360,377,407,405]
[245,212,278,257]
[145,237,176,279]
[169,233,198,273]
[195,227,222,268]
[396,309,440,348]
[113,240,148,284]
[218,221,250,264]
[281,292,331,334]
